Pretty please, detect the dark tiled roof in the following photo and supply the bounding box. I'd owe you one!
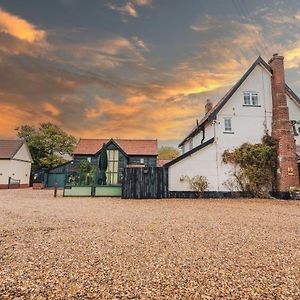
[74,138,158,156]
[0,139,24,159]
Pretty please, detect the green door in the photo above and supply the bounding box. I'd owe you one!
[47,173,65,188]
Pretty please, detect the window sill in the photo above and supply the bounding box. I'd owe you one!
[223,131,235,134]
[243,104,261,107]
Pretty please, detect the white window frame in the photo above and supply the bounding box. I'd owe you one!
[243,92,259,106]
[224,118,233,133]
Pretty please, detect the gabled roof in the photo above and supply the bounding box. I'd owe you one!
[74,138,158,156]
[165,138,215,168]
[179,57,300,147]
[0,139,24,159]
[179,57,273,147]
[285,84,300,105]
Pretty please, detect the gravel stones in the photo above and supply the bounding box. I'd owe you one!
[0,189,299,299]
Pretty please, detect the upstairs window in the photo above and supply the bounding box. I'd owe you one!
[243,92,258,106]
[224,118,233,133]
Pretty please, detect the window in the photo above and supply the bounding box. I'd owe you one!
[224,118,232,132]
[87,157,91,163]
[140,158,145,164]
[243,92,259,106]
[107,150,119,184]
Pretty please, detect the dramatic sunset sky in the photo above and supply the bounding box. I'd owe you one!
[1,0,300,146]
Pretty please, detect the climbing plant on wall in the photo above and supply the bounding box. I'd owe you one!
[222,134,278,198]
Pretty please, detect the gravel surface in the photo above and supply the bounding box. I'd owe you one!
[0,189,299,299]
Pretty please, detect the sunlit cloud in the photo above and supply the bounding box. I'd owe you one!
[0,8,45,43]
[106,0,152,18]
[43,102,61,117]
[1,2,300,144]
[107,2,138,17]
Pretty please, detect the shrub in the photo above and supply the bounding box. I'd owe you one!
[222,134,278,198]
[181,175,209,198]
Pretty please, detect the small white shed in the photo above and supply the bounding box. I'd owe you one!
[0,140,33,189]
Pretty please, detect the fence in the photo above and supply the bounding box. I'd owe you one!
[8,177,21,189]
[122,167,168,199]
[63,172,122,197]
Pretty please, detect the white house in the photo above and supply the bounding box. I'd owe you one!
[0,140,33,189]
[166,55,300,193]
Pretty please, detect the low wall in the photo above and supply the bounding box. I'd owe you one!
[95,185,122,197]
[64,186,92,197]
[63,185,122,197]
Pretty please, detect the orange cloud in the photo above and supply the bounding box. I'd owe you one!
[284,43,300,69]
[43,102,61,117]
[0,8,45,43]
[0,102,60,138]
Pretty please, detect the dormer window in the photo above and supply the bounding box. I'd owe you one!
[243,92,258,106]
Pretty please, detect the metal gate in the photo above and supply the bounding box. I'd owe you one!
[122,167,168,199]
[47,173,66,188]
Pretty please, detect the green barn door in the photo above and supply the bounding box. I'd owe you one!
[47,173,66,188]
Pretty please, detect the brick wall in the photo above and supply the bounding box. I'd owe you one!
[269,54,299,191]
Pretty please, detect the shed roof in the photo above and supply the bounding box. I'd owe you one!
[74,138,158,156]
[0,139,24,159]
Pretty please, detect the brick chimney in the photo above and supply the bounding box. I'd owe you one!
[205,99,213,115]
[269,53,299,191]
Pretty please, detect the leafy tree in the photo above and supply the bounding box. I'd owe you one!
[16,123,77,171]
[158,146,180,160]
[222,134,278,198]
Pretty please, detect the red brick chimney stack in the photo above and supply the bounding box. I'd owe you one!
[269,53,299,191]
[205,99,213,115]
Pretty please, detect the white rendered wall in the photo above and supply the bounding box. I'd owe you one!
[13,143,32,162]
[171,64,300,191]
[10,160,31,185]
[0,160,11,184]
[168,143,219,191]
[182,121,215,153]
[215,65,273,191]
[0,160,31,185]
[170,64,274,191]
[287,94,300,146]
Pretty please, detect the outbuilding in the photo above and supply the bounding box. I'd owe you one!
[0,140,33,189]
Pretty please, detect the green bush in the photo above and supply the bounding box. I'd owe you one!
[222,134,278,198]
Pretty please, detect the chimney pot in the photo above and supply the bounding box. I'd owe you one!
[205,99,213,115]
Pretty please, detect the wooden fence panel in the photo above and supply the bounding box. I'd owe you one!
[122,167,168,199]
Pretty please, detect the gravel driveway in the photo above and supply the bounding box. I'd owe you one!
[0,189,299,299]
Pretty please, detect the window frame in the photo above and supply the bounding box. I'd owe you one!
[243,91,260,106]
[107,150,119,185]
[223,117,233,133]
